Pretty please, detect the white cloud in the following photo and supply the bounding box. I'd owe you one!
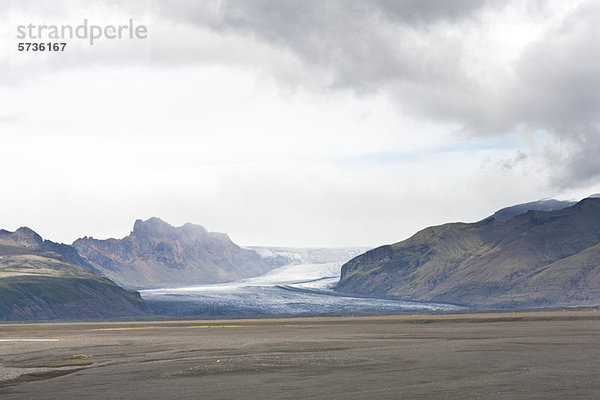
[2,0,599,246]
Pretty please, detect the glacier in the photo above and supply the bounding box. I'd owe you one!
[141,258,465,316]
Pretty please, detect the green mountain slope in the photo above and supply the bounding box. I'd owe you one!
[335,198,600,308]
[0,240,151,321]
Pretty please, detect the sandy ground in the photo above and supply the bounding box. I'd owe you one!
[1,312,599,399]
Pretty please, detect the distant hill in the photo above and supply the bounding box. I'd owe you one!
[72,217,276,289]
[0,227,100,273]
[0,239,150,321]
[335,198,600,308]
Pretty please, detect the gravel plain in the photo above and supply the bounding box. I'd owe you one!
[1,312,599,399]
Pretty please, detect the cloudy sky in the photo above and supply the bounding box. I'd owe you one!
[1,0,599,247]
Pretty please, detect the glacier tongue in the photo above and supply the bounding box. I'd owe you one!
[141,262,465,316]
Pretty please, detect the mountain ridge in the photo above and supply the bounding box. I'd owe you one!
[489,199,576,221]
[0,227,100,273]
[335,197,600,308]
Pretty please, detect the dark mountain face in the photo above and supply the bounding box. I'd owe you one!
[335,198,600,309]
[72,218,273,289]
[0,240,151,321]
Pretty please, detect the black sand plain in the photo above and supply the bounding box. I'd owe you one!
[1,312,599,399]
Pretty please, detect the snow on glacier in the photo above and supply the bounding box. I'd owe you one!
[141,261,465,316]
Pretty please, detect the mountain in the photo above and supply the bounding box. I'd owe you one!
[490,199,576,220]
[0,227,100,273]
[0,238,151,321]
[72,217,276,289]
[335,198,600,309]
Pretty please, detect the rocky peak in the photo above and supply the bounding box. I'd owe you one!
[181,222,209,236]
[132,217,175,238]
[132,217,213,241]
[0,227,43,249]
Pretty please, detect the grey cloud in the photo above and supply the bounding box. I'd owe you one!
[500,151,528,171]
[372,0,492,24]
[158,0,491,29]
[156,1,491,91]
[543,125,600,188]
[513,2,600,128]
[510,2,600,187]
[7,0,599,189]
[153,0,515,128]
[154,0,600,189]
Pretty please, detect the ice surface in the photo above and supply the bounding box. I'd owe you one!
[141,262,465,316]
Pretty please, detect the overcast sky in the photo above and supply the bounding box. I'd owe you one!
[1,0,599,247]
